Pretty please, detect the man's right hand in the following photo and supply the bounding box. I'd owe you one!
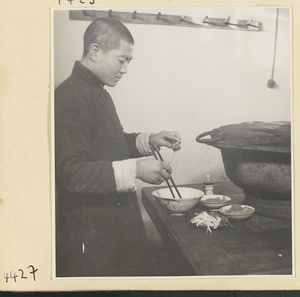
[136,159,172,185]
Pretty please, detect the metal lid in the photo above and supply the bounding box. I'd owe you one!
[196,121,291,153]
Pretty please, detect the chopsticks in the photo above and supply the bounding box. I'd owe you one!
[150,145,182,199]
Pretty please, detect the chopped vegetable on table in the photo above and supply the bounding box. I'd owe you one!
[190,211,233,234]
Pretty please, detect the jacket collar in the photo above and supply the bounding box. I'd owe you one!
[72,61,105,88]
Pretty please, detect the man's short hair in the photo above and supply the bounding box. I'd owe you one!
[83,18,134,56]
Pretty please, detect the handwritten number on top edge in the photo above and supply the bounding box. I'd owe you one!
[58,0,95,4]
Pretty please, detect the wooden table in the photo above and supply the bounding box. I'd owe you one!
[142,181,292,276]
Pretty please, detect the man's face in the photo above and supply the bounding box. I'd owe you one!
[94,39,133,87]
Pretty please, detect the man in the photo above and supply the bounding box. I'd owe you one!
[55,17,181,277]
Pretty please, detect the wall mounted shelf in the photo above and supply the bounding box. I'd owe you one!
[69,10,262,31]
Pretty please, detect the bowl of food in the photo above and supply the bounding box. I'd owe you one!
[200,194,231,211]
[219,204,255,221]
[152,187,204,215]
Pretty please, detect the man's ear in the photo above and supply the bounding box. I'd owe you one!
[89,43,102,61]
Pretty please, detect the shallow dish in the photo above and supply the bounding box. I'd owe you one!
[200,194,231,211]
[219,204,255,221]
[152,187,204,215]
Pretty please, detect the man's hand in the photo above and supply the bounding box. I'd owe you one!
[149,131,181,151]
[136,159,172,185]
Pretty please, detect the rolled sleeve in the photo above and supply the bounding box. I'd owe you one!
[112,159,137,193]
[136,132,153,156]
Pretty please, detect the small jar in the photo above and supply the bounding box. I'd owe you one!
[204,174,214,195]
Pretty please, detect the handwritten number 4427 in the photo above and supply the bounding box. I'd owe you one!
[3,265,38,283]
[58,0,96,5]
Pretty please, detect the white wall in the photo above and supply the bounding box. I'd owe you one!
[53,7,291,197]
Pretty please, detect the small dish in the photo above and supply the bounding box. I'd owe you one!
[219,204,255,221]
[200,194,231,211]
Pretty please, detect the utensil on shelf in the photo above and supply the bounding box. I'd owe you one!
[150,145,182,199]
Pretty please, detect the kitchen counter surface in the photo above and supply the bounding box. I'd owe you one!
[142,181,292,276]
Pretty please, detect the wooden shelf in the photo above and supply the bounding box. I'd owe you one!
[69,10,262,31]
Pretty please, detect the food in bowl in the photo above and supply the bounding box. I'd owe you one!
[200,194,231,210]
[219,204,255,221]
[152,187,204,215]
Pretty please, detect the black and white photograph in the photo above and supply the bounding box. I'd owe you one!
[52,7,292,278]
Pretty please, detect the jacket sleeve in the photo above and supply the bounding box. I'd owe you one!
[55,87,117,195]
[124,132,143,158]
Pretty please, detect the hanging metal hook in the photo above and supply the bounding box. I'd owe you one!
[246,19,253,26]
[224,16,243,27]
[224,16,234,26]
[245,19,260,28]
[180,15,203,27]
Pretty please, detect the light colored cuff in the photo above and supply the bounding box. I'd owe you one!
[112,159,137,193]
[136,132,153,156]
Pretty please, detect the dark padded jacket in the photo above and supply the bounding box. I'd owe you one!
[55,61,149,277]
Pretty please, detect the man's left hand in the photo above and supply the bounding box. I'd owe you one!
[149,131,181,151]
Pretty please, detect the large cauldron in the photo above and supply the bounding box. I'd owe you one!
[196,121,291,201]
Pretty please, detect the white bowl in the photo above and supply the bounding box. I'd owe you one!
[200,194,231,211]
[219,204,255,221]
[152,187,204,215]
